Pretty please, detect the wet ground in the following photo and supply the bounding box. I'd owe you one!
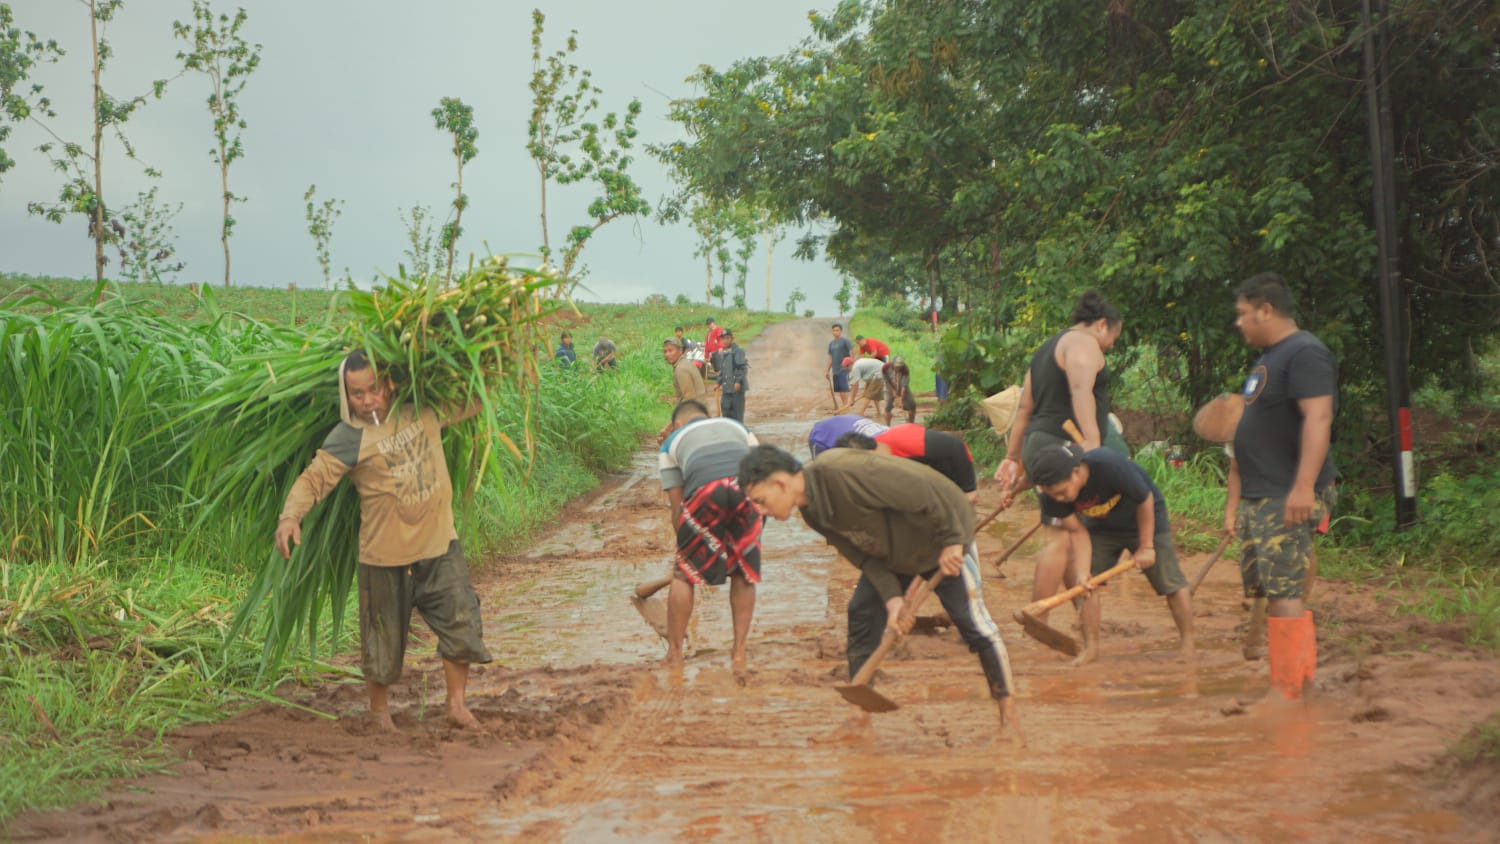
[10,318,1500,843]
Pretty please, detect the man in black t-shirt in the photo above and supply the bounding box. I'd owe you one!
[1029,443,1194,666]
[1225,272,1336,704]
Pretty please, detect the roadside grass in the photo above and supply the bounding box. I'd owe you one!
[0,276,791,824]
[847,312,938,396]
[1448,711,1500,766]
[0,554,284,823]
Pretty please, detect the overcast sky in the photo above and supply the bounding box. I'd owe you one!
[1,1,844,310]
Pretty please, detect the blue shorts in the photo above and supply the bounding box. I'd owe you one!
[832,371,850,392]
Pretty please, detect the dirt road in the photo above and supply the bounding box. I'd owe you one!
[12,318,1500,842]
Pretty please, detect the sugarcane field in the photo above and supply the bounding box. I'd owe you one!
[3,2,1500,843]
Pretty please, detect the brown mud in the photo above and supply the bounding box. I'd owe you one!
[10,318,1499,843]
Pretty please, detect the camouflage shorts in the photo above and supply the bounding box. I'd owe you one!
[1236,490,1335,600]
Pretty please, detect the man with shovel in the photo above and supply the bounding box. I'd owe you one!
[738,444,1020,742]
[1027,442,1195,665]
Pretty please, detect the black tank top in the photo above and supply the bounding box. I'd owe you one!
[1028,329,1111,442]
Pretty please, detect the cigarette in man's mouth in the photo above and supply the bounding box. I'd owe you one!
[372,410,380,426]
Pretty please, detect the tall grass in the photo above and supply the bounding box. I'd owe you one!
[0,276,789,824]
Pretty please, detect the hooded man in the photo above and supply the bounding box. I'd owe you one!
[274,350,492,732]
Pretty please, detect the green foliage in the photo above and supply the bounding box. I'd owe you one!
[784,286,805,314]
[1448,711,1500,766]
[660,0,1500,454]
[112,185,185,284]
[432,96,478,283]
[527,8,648,282]
[173,1,261,286]
[24,0,171,284]
[834,276,855,316]
[303,184,342,289]
[398,203,441,280]
[0,2,62,186]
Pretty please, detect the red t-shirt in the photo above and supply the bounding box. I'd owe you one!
[860,338,890,359]
[704,325,724,355]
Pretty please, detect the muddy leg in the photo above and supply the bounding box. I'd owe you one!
[1244,596,1268,660]
[1029,525,1069,624]
[1166,588,1196,661]
[665,576,694,667]
[1071,589,1100,667]
[367,681,397,732]
[995,696,1026,747]
[728,572,756,675]
[442,658,483,731]
[814,705,873,744]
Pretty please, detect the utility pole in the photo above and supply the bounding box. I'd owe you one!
[1361,0,1417,528]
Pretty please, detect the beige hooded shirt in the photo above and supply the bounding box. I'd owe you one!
[278,358,480,567]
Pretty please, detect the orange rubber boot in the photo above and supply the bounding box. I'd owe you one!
[1268,615,1307,701]
[1301,610,1317,690]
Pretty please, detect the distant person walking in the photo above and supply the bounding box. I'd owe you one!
[662,337,707,436]
[1225,272,1336,705]
[826,323,855,406]
[716,328,749,422]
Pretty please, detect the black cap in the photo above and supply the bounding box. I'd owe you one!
[721,328,734,337]
[1028,442,1084,486]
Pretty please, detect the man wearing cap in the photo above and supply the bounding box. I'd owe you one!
[842,356,885,415]
[1028,442,1195,666]
[661,337,707,438]
[882,356,917,425]
[716,328,749,422]
[826,323,856,406]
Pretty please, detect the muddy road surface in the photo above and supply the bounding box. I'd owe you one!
[11,318,1500,842]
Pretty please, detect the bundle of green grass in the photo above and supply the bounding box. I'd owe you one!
[185,257,568,671]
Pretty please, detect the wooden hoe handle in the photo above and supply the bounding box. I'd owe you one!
[1018,556,1136,617]
[846,571,945,688]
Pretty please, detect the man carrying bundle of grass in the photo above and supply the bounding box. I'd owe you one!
[274,350,492,732]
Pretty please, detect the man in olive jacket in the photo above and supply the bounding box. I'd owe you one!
[739,445,1020,741]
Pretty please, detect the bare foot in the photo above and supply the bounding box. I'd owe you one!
[1177,638,1197,663]
[994,697,1026,748]
[370,710,398,733]
[1242,643,1266,661]
[731,654,749,687]
[812,712,872,745]
[447,701,486,732]
[1068,644,1099,668]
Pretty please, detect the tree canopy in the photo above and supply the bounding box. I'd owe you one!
[660,0,1500,431]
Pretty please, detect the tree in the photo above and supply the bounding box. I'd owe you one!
[834,274,854,317]
[527,8,649,285]
[784,286,806,315]
[303,184,341,290]
[432,96,477,285]
[113,184,184,284]
[660,0,1500,452]
[0,2,62,189]
[26,0,170,287]
[173,1,261,287]
[398,203,439,280]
